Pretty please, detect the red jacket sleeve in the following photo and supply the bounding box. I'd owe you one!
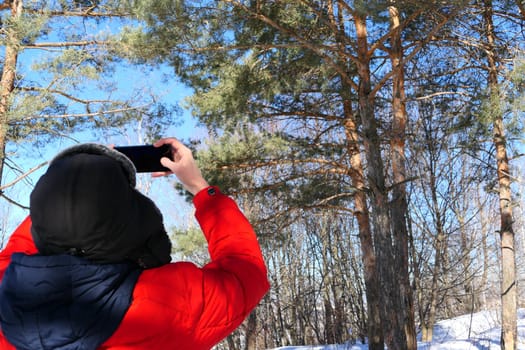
[189,186,270,346]
[0,216,38,281]
[104,187,270,350]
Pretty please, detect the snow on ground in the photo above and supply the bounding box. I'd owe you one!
[270,308,525,350]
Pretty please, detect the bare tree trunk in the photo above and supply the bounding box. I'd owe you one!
[483,1,518,348]
[355,14,408,350]
[323,297,335,345]
[0,0,22,185]
[388,5,417,349]
[459,214,474,313]
[420,123,447,340]
[269,256,287,347]
[426,224,445,341]
[474,188,492,308]
[343,109,383,350]
[411,216,429,340]
[481,206,489,307]
[244,311,257,350]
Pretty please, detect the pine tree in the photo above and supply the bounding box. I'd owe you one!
[126,0,524,348]
[0,0,174,204]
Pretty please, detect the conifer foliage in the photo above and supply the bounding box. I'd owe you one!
[0,0,175,203]
[126,1,524,349]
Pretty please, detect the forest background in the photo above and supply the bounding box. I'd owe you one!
[0,1,524,350]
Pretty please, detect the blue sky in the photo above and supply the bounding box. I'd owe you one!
[1,60,205,241]
[0,10,212,244]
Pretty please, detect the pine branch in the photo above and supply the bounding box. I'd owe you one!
[223,0,359,91]
[174,43,310,53]
[217,157,349,174]
[19,86,123,105]
[25,8,130,18]
[371,7,461,97]
[414,91,471,100]
[23,40,108,49]
[17,105,149,121]
[251,201,356,229]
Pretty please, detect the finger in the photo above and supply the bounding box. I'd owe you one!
[154,138,184,149]
[154,138,186,159]
[160,157,175,169]
[153,138,169,147]
[152,160,174,177]
[151,171,171,178]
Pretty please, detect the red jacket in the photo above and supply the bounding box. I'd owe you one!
[0,187,269,350]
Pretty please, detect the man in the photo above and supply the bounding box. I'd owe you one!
[0,137,270,350]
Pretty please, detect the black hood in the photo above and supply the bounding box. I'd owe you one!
[29,143,171,268]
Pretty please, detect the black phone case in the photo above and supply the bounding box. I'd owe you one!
[114,145,172,173]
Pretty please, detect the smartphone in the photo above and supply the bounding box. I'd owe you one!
[114,144,172,173]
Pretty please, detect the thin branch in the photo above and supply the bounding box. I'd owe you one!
[0,1,10,11]
[386,176,419,192]
[509,153,524,161]
[22,40,108,49]
[25,8,130,18]
[302,203,356,213]
[218,157,348,173]
[175,42,309,53]
[369,7,426,56]
[371,7,461,97]
[255,202,357,228]
[415,91,471,100]
[19,86,124,105]
[0,161,48,191]
[17,105,150,121]
[312,191,358,205]
[223,0,359,91]
[0,193,29,210]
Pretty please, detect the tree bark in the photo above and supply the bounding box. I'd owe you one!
[494,93,518,350]
[329,1,384,347]
[0,0,22,186]
[426,221,445,342]
[483,1,518,349]
[343,104,383,350]
[244,311,257,350]
[388,5,417,349]
[355,13,408,350]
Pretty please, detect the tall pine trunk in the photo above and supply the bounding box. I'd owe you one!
[355,14,408,350]
[388,6,417,349]
[330,1,383,346]
[483,1,518,349]
[343,99,383,350]
[0,0,22,186]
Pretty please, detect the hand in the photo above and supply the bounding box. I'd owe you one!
[152,138,209,195]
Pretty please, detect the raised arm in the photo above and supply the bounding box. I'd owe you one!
[194,185,270,317]
[156,138,270,346]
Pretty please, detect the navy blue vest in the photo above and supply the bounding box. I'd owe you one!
[0,253,141,350]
